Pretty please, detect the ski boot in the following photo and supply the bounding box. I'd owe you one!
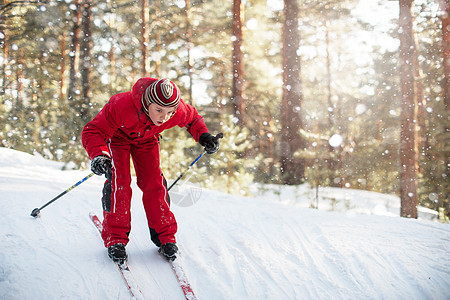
[108,243,128,264]
[159,242,178,261]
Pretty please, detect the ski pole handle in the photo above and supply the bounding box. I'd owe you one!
[213,132,224,143]
[31,172,95,217]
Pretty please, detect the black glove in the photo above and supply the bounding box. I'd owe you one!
[199,132,222,154]
[91,155,111,175]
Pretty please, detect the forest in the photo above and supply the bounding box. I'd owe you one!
[0,0,448,220]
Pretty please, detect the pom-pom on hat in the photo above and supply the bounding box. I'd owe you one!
[142,79,180,115]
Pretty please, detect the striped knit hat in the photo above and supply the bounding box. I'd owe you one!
[142,78,181,114]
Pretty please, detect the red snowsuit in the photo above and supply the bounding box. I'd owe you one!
[81,77,209,248]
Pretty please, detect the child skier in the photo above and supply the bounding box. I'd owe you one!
[81,77,220,262]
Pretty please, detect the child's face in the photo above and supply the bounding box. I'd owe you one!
[147,103,176,126]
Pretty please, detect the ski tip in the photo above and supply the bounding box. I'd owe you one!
[89,212,100,222]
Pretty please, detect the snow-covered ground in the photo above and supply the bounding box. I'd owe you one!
[251,182,439,221]
[0,148,449,299]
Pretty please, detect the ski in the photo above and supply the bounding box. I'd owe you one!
[89,212,145,300]
[170,259,198,300]
[90,212,197,299]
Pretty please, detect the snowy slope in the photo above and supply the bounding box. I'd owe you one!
[0,148,449,299]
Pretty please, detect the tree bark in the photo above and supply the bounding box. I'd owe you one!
[16,48,24,108]
[153,31,161,78]
[439,0,450,217]
[0,27,7,95]
[185,0,193,105]
[441,0,450,112]
[232,0,245,127]
[60,32,66,100]
[80,0,92,120]
[399,0,419,218]
[280,0,305,184]
[325,20,339,185]
[140,0,149,76]
[68,0,81,102]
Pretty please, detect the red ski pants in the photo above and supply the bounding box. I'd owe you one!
[101,136,177,248]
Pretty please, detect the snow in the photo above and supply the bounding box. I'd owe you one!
[0,147,449,299]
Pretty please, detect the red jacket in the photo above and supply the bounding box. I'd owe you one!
[82,77,209,159]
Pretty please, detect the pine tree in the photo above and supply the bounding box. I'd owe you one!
[280,0,305,185]
[399,0,419,218]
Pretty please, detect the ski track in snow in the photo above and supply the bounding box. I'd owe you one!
[0,148,449,300]
[175,196,450,300]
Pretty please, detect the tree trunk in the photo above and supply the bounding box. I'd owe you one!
[110,42,115,92]
[232,0,245,127]
[441,0,450,112]
[140,0,149,76]
[399,0,419,218]
[80,0,92,120]
[151,2,161,77]
[60,32,66,100]
[439,0,450,217]
[185,0,194,105]
[68,0,81,102]
[154,31,161,77]
[16,48,24,108]
[325,20,339,185]
[0,27,7,95]
[280,0,305,184]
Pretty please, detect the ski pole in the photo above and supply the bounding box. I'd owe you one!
[168,132,223,191]
[167,152,205,192]
[30,172,95,217]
